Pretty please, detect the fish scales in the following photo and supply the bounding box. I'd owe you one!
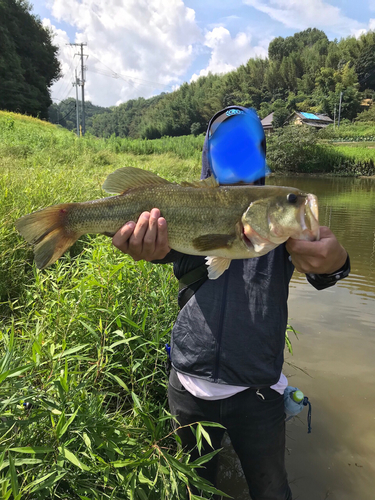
[65,185,256,251]
[15,167,320,277]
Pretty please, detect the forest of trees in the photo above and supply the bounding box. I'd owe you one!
[50,28,375,139]
[48,98,109,132]
[0,0,61,119]
[1,6,375,137]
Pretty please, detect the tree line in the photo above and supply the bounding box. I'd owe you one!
[56,28,374,139]
[1,4,375,136]
[0,0,61,119]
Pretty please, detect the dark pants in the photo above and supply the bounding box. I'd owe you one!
[168,368,292,500]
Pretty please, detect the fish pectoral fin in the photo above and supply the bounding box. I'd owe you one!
[206,256,232,280]
[192,234,235,252]
[102,167,172,194]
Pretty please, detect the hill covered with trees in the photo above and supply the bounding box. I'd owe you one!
[48,98,109,133]
[50,28,375,139]
[0,0,61,119]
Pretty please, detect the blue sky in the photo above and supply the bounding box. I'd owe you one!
[29,0,375,108]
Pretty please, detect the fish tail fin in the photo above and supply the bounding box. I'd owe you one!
[15,204,80,269]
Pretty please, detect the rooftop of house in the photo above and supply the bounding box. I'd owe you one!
[261,110,333,130]
[295,111,333,123]
[260,112,274,128]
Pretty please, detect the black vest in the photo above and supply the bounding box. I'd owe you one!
[171,244,294,388]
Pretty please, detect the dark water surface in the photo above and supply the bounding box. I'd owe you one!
[217,176,375,500]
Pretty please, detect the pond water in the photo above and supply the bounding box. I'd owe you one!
[217,176,375,500]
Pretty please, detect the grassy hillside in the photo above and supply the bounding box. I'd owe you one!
[265,123,375,176]
[318,123,375,176]
[318,122,375,141]
[0,112,220,500]
[1,111,374,499]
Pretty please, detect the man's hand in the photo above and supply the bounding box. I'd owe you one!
[286,226,347,275]
[112,208,171,261]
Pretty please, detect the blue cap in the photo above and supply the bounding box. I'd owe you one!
[205,107,270,184]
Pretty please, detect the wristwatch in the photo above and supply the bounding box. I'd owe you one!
[306,254,351,290]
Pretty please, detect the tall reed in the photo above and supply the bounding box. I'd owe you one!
[0,111,225,499]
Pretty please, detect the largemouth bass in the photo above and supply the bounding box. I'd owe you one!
[16,167,319,279]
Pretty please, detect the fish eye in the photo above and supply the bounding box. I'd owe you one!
[287,193,298,204]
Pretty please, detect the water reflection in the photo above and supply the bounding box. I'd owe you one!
[268,176,375,299]
[217,176,375,500]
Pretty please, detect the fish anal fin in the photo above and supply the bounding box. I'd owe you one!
[206,256,232,280]
[102,167,171,194]
[192,234,235,252]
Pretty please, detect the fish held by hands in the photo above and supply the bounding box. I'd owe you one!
[15,167,319,279]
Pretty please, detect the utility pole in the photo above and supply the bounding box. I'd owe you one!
[80,43,86,136]
[334,104,336,129]
[68,42,87,135]
[73,69,80,136]
[337,91,343,128]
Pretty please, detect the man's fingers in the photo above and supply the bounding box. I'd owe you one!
[287,226,332,252]
[128,212,150,257]
[286,225,347,274]
[286,231,327,257]
[112,221,135,252]
[112,209,170,261]
[156,217,168,247]
[317,226,335,240]
[142,209,160,254]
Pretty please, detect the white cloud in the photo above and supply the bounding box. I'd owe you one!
[352,18,375,38]
[190,27,268,81]
[45,0,202,106]
[42,19,80,104]
[243,0,364,36]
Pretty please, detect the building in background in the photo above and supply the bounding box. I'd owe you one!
[261,111,333,134]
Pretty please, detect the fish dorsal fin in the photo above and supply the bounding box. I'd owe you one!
[102,167,171,194]
[180,176,219,189]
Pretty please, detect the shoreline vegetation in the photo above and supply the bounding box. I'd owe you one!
[0,111,374,499]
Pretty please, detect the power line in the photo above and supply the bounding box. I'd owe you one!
[60,103,77,121]
[58,84,76,104]
[89,54,173,92]
[54,67,79,104]
[89,67,136,88]
[54,47,79,103]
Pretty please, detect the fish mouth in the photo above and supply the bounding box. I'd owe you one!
[241,225,254,249]
[300,194,320,241]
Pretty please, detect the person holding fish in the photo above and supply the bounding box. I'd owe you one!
[111,107,350,500]
[16,107,350,500]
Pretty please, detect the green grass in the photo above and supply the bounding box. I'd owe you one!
[3,109,370,499]
[330,144,375,160]
[318,122,375,170]
[318,122,375,141]
[317,143,375,176]
[0,112,224,499]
